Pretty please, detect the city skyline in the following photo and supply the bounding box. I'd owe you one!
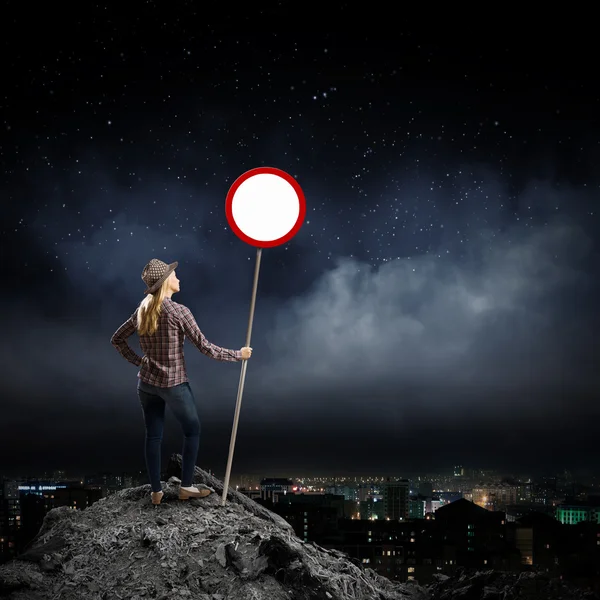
[2,462,597,488]
[2,457,598,590]
[2,9,599,478]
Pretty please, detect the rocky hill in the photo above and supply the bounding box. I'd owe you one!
[0,455,596,600]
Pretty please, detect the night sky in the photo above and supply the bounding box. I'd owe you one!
[2,7,599,480]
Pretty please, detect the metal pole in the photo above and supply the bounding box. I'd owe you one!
[221,247,262,505]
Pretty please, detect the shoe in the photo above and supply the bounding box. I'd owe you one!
[151,490,164,506]
[179,485,212,500]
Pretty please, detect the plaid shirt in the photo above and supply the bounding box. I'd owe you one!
[111,297,242,388]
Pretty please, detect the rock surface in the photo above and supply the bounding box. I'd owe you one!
[427,569,599,599]
[0,454,596,600]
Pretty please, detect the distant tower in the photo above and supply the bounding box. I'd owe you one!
[382,479,409,521]
[454,465,464,477]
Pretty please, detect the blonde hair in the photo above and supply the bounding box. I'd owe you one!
[136,276,171,336]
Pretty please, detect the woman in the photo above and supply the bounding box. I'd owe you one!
[110,258,252,506]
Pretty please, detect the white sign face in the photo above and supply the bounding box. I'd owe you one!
[225,167,306,248]
[232,173,300,242]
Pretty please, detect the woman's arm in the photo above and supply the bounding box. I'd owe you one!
[178,305,242,362]
[110,312,143,366]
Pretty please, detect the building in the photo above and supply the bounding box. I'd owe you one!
[259,478,294,503]
[360,496,385,520]
[434,498,520,571]
[505,511,561,570]
[325,484,358,502]
[332,516,440,582]
[555,499,600,525]
[472,484,518,511]
[382,478,409,521]
[409,497,425,519]
[275,495,344,544]
[0,479,20,563]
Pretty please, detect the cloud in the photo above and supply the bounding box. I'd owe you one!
[258,220,593,407]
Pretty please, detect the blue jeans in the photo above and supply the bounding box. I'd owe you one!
[137,380,201,492]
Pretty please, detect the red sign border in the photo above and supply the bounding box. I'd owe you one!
[225,167,306,248]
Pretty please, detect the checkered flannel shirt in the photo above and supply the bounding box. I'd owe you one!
[110,297,242,387]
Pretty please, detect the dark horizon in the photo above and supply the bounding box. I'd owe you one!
[3,461,595,485]
[2,9,599,479]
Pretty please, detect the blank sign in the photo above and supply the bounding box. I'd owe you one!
[225,167,306,248]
